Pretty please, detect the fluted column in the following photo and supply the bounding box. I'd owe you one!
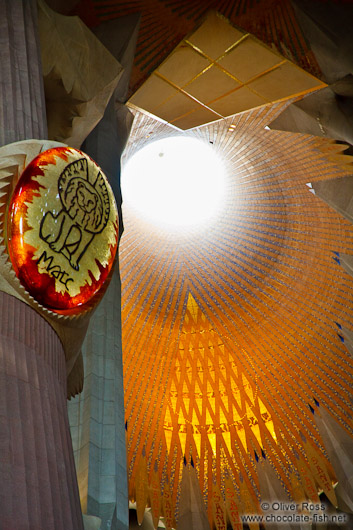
[68,14,139,530]
[0,1,83,528]
[0,293,83,529]
[0,0,47,146]
[69,269,127,529]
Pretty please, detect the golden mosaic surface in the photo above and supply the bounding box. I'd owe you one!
[120,102,353,527]
[129,12,326,130]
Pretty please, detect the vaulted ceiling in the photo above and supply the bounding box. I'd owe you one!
[120,102,353,526]
[70,1,353,528]
[75,0,324,97]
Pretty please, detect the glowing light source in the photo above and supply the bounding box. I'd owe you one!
[122,137,226,230]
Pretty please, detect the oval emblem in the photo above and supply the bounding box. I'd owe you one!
[7,147,118,313]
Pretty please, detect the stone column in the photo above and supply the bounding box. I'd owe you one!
[68,98,133,530]
[69,269,127,529]
[0,293,83,529]
[0,1,83,528]
[0,0,47,145]
[68,14,140,530]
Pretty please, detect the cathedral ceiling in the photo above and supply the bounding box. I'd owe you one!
[128,11,325,130]
[76,0,324,97]
[70,1,353,527]
[119,103,353,526]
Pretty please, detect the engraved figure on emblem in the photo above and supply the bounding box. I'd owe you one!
[39,157,110,271]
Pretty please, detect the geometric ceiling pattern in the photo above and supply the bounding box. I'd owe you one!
[120,102,353,527]
[85,0,323,98]
[68,0,353,527]
[128,12,325,129]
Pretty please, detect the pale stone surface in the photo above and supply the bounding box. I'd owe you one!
[83,514,102,530]
[269,75,353,149]
[0,0,47,146]
[293,0,353,84]
[312,175,353,224]
[92,13,141,103]
[0,1,83,528]
[69,271,128,530]
[68,14,139,530]
[0,293,84,529]
[37,0,123,148]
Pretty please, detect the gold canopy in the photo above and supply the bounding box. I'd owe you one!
[120,102,353,527]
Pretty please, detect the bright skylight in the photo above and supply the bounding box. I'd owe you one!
[122,137,226,231]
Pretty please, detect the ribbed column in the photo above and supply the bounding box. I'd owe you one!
[0,1,83,528]
[0,0,47,146]
[68,15,139,529]
[69,269,127,530]
[0,292,84,529]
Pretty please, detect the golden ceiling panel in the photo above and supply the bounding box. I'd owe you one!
[90,1,323,99]
[153,91,201,123]
[128,75,176,116]
[156,43,211,87]
[247,62,325,102]
[208,86,267,117]
[128,11,326,130]
[185,65,240,104]
[120,103,353,528]
[186,10,244,60]
[171,106,221,131]
[217,36,283,82]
